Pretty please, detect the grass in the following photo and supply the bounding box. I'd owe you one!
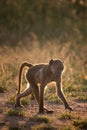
[64,84,76,93]
[0,86,6,93]
[45,94,61,104]
[7,108,24,116]
[45,85,61,104]
[63,127,73,130]
[82,79,87,86]
[31,124,57,130]
[8,96,15,105]
[30,115,50,123]
[0,79,7,93]
[58,113,87,130]
[7,64,18,78]
[72,119,87,129]
[58,112,72,120]
[9,126,22,130]
[77,95,87,102]
[8,95,33,106]
[21,98,29,105]
[8,96,29,105]
[8,96,30,105]
[80,85,87,92]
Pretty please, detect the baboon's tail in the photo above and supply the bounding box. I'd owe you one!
[17,62,33,95]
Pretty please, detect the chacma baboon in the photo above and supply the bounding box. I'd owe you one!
[15,59,73,113]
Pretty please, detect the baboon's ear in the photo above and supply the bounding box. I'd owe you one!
[49,59,54,65]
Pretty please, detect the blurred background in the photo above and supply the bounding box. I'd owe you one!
[0,0,87,46]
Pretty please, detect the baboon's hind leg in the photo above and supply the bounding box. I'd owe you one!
[15,83,32,107]
[31,83,39,104]
[31,84,52,113]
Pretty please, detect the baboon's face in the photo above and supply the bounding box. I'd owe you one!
[49,59,64,78]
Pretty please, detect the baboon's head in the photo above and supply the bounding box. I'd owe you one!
[49,59,64,78]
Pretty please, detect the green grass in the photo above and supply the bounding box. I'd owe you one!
[9,126,22,130]
[77,95,87,102]
[45,86,55,94]
[82,79,87,86]
[58,112,72,120]
[31,124,57,130]
[63,126,73,130]
[7,108,24,116]
[30,115,50,123]
[0,79,7,93]
[45,94,61,104]
[21,97,30,105]
[7,64,18,78]
[80,85,87,92]
[9,96,32,105]
[0,86,6,93]
[72,119,87,129]
[58,113,87,130]
[8,96,15,105]
[64,85,76,93]
[45,86,61,104]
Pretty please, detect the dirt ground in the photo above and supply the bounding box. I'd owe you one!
[0,92,87,130]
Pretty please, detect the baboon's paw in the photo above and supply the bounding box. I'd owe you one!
[15,103,24,108]
[44,107,54,114]
[46,110,54,114]
[38,111,44,114]
[65,106,73,111]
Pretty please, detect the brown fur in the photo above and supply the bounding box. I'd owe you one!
[15,59,73,113]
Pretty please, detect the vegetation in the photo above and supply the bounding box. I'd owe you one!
[7,108,24,116]
[31,124,57,130]
[30,115,50,123]
[0,85,6,93]
[9,126,22,130]
[72,119,87,129]
[0,0,87,46]
[0,79,7,93]
[58,112,72,120]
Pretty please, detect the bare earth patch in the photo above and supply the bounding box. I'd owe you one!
[0,93,87,130]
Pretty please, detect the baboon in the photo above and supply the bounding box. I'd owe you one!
[15,59,73,113]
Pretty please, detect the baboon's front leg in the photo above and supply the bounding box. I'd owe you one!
[56,82,73,111]
[39,85,44,113]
